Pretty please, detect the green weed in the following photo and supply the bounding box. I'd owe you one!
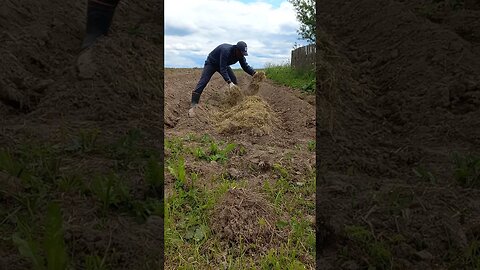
[264,63,315,93]
[259,248,306,270]
[344,225,392,269]
[16,143,62,184]
[131,198,164,222]
[165,137,184,157]
[85,255,107,270]
[12,203,68,270]
[412,165,436,183]
[90,173,130,215]
[307,140,315,152]
[13,192,44,219]
[66,129,100,153]
[144,156,164,195]
[209,142,236,162]
[452,152,480,188]
[200,134,213,144]
[381,188,415,216]
[0,148,26,178]
[463,239,480,268]
[273,163,289,179]
[192,147,207,160]
[56,173,85,193]
[109,129,143,166]
[191,141,236,163]
[44,203,68,270]
[167,157,187,189]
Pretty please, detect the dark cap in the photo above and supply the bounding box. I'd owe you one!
[236,41,248,56]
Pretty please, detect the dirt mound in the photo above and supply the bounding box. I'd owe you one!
[0,0,162,125]
[211,188,280,246]
[319,0,480,140]
[216,96,278,136]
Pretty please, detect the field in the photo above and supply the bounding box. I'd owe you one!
[164,68,316,269]
[317,0,480,269]
[0,1,164,269]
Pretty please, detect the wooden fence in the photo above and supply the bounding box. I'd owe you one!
[291,44,316,70]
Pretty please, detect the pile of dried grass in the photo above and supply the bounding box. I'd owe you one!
[223,84,244,107]
[216,95,277,136]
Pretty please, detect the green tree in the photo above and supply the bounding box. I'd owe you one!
[289,0,316,43]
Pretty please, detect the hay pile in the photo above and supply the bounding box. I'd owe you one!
[216,95,278,136]
[223,84,244,107]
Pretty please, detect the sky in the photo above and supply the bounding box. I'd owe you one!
[164,0,309,68]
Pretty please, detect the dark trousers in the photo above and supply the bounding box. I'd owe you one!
[82,0,120,49]
[191,62,237,105]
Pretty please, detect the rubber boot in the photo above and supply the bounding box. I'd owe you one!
[191,91,201,106]
[77,0,119,79]
[81,0,120,50]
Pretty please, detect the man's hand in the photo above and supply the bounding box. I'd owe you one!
[229,82,236,89]
[253,71,266,81]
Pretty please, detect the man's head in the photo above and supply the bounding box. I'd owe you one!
[236,41,248,57]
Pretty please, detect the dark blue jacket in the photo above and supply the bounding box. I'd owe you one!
[206,43,255,82]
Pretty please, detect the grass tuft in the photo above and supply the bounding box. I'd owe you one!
[264,63,315,93]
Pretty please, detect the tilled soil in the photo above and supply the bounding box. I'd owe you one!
[0,1,163,269]
[317,0,480,269]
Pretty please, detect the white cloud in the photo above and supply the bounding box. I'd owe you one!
[165,0,308,68]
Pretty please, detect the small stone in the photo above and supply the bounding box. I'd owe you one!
[305,215,315,224]
[227,168,241,179]
[341,260,359,270]
[415,250,433,261]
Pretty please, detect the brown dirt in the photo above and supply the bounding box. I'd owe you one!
[317,0,480,269]
[0,0,163,269]
[211,188,282,248]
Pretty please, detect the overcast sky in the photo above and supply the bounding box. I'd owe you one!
[165,0,308,68]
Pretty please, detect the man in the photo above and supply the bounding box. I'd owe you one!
[188,41,257,117]
[77,0,120,78]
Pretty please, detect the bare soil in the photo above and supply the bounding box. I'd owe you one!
[211,188,280,247]
[317,0,480,269]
